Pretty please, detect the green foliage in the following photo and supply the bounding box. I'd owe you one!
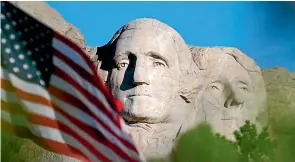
[148,123,240,162]
[1,132,25,162]
[170,123,240,162]
[233,121,276,162]
[149,120,292,162]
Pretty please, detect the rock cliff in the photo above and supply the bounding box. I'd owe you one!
[262,67,295,135]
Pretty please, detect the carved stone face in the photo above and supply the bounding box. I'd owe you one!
[109,28,180,124]
[192,47,267,140]
[105,19,200,159]
[202,54,254,139]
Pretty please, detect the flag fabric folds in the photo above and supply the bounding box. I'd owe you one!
[1,2,140,161]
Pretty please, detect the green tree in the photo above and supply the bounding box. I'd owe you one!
[233,121,276,162]
[148,123,241,162]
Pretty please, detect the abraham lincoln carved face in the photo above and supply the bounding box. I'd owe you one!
[101,18,200,159]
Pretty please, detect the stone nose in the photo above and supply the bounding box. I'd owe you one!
[133,64,150,86]
[224,97,243,108]
[224,86,243,108]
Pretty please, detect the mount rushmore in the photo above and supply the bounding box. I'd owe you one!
[4,1,294,162]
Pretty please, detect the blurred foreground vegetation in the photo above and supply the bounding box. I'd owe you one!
[149,120,295,162]
[2,116,294,162]
[1,132,25,162]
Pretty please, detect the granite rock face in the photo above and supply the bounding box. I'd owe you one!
[82,45,97,60]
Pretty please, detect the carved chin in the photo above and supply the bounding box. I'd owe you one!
[122,99,170,124]
[121,110,168,125]
[209,105,251,140]
[123,122,178,160]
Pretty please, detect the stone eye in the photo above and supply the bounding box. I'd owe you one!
[207,81,223,93]
[237,81,249,92]
[117,62,129,69]
[241,87,248,92]
[210,85,220,91]
[154,61,165,67]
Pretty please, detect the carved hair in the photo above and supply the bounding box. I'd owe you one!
[190,46,261,72]
[95,18,201,103]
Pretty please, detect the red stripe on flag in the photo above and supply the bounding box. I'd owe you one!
[2,82,110,161]
[53,67,121,126]
[53,34,123,114]
[2,120,90,162]
[2,81,113,161]
[54,49,94,86]
[50,104,136,162]
[27,114,112,162]
[2,79,137,161]
[53,47,123,115]
[48,85,138,152]
[4,80,129,161]
[53,34,93,71]
[1,79,16,91]
[1,100,26,115]
[53,49,121,121]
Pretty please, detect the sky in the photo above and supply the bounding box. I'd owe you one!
[46,1,295,71]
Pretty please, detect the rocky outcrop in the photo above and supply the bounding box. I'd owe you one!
[82,45,97,60]
[262,67,295,135]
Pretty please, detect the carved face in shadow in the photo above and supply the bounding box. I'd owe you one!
[198,53,259,140]
[108,29,181,125]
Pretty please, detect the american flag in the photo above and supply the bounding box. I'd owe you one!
[0,2,140,161]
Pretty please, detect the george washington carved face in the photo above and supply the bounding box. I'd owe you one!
[101,18,200,159]
[109,26,181,125]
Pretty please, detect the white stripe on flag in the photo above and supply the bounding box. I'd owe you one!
[1,109,28,127]
[5,93,122,161]
[2,86,134,161]
[51,75,138,158]
[52,38,93,75]
[1,66,138,159]
[29,124,99,162]
[52,56,138,158]
[53,56,118,118]
[53,56,135,144]
[1,68,51,101]
[2,105,99,161]
[1,88,19,102]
